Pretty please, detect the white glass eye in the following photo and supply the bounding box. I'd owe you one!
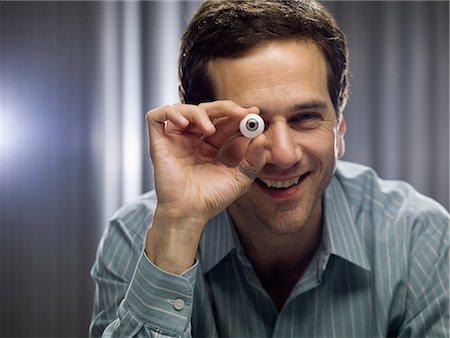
[239,114,265,138]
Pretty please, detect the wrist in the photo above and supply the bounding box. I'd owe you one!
[145,211,206,275]
[153,204,208,232]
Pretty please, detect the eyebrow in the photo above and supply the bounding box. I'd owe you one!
[257,99,330,118]
[292,100,329,111]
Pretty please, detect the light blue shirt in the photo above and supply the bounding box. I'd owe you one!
[90,161,449,337]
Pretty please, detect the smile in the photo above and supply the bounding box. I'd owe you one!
[257,173,310,189]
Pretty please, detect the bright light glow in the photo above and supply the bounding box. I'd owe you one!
[122,1,143,205]
[0,96,31,172]
[154,2,181,106]
[101,2,122,226]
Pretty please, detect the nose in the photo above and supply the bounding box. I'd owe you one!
[264,120,302,169]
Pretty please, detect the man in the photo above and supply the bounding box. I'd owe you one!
[90,1,449,337]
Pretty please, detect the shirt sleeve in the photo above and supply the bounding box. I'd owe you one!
[90,217,198,338]
[398,211,449,338]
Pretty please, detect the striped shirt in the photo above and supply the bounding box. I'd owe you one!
[90,161,449,337]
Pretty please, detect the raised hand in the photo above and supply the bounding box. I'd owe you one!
[145,100,267,274]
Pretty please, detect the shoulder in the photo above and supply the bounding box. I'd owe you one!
[334,162,449,323]
[98,191,158,257]
[335,161,449,231]
[110,190,158,237]
[334,161,449,273]
[92,191,158,280]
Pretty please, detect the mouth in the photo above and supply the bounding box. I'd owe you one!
[256,172,310,190]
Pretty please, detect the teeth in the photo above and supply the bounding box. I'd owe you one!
[260,176,301,189]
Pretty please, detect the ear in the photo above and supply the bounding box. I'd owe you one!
[336,115,346,158]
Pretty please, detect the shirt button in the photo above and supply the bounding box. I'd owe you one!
[173,298,185,311]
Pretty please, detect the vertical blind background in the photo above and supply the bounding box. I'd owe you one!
[1,1,448,337]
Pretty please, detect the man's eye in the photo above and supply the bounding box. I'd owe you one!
[290,113,321,129]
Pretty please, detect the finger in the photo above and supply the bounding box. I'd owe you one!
[146,104,189,128]
[202,117,241,150]
[237,163,259,180]
[145,105,196,162]
[151,101,251,125]
[148,102,258,125]
[178,101,257,136]
[146,104,216,138]
[198,100,253,121]
[235,134,267,181]
[146,106,186,148]
[147,102,255,137]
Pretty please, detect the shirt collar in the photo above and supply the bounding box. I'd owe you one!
[198,211,241,274]
[323,174,371,271]
[198,173,371,275]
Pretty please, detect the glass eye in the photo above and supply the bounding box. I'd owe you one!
[239,114,265,138]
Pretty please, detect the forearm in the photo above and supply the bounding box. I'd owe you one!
[145,208,205,275]
[90,204,198,338]
[92,251,198,338]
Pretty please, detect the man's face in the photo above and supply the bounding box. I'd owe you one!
[208,39,346,235]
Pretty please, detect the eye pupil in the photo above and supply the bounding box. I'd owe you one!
[246,119,258,131]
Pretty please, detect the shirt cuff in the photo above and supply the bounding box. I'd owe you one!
[123,250,198,334]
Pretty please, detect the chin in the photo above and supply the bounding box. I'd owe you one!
[256,207,315,236]
[229,185,324,238]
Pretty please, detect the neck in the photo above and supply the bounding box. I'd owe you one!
[234,215,322,277]
[229,205,323,310]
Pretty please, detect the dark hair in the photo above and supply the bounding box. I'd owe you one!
[179,0,349,115]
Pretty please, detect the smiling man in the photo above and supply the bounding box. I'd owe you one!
[90,1,449,337]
